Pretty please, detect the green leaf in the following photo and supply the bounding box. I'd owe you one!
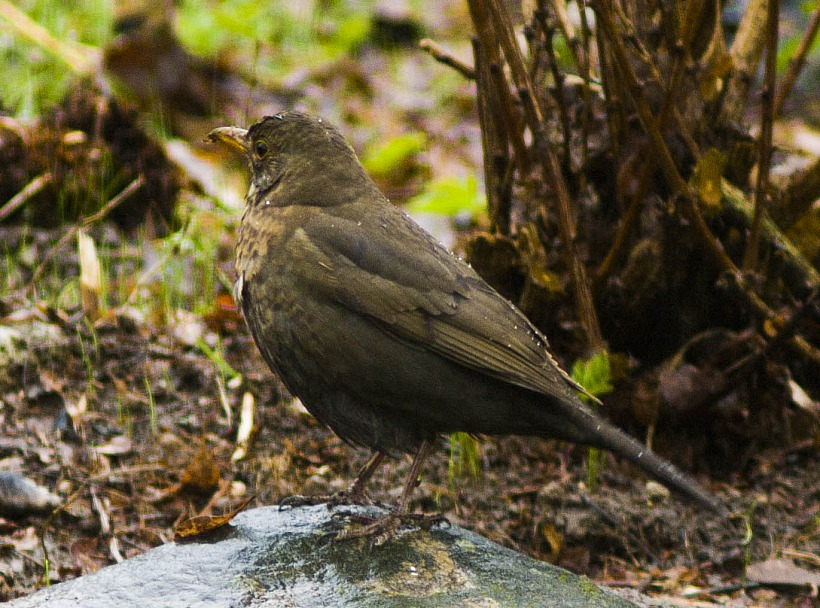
[0,0,112,118]
[407,175,486,218]
[324,15,371,54]
[361,132,427,178]
[571,352,614,399]
[572,352,615,490]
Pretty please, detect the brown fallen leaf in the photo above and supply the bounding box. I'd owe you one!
[539,520,563,563]
[179,439,221,496]
[173,495,254,541]
[202,292,242,333]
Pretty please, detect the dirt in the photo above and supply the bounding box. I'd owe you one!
[1,268,817,606]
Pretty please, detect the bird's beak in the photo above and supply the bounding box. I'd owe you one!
[207,126,250,154]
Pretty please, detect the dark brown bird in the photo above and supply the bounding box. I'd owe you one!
[209,112,726,544]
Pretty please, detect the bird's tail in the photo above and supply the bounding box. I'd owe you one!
[538,396,727,516]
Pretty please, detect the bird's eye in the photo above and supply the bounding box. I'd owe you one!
[254,141,268,158]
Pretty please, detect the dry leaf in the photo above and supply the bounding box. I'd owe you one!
[231,391,256,462]
[174,496,254,541]
[78,229,102,322]
[94,435,134,456]
[539,521,563,563]
[179,440,221,496]
[692,148,727,209]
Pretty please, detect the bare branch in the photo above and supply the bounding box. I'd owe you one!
[0,173,52,223]
[468,0,605,352]
[419,38,476,79]
[721,0,770,125]
[774,3,820,116]
[743,0,780,271]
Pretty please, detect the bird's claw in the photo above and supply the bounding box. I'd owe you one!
[278,490,376,511]
[278,494,324,510]
[332,511,449,547]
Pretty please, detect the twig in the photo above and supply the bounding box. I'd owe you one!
[491,66,531,176]
[0,0,98,73]
[721,178,819,299]
[773,2,820,116]
[83,175,144,226]
[534,10,572,164]
[596,0,705,280]
[27,176,144,291]
[419,38,475,79]
[593,0,746,288]
[595,165,650,280]
[724,289,819,379]
[468,1,531,177]
[195,477,235,518]
[0,172,52,222]
[577,0,593,196]
[86,464,167,482]
[679,194,739,275]
[721,0,770,125]
[607,0,700,159]
[774,155,820,229]
[38,484,87,585]
[743,0,780,271]
[665,0,706,150]
[472,0,605,352]
[577,492,661,564]
[719,274,820,367]
[693,180,820,365]
[595,20,624,174]
[472,36,512,234]
[593,0,733,271]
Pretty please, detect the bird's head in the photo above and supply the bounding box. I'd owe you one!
[208,112,374,207]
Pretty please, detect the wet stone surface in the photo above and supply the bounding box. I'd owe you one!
[8,505,641,608]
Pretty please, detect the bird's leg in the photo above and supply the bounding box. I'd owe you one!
[346,450,386,503]
[279,450,385,509]
[335,440,448,546]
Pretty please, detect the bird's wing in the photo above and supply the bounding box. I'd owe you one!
[294,206,591,403]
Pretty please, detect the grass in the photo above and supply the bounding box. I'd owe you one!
[145,375,158,436]
[1,0,379,119]
[571,353,615,491]
[152,210,227,321]
[0,0,111,118]
[1,234,26,296]
[196,336,241,387]
[175,0,372,80]
[116,392,132,438]
[448,432,482,486]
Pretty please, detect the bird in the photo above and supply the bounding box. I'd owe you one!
[208,111,726,545]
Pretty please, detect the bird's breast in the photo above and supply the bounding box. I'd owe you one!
[235,202,300,283]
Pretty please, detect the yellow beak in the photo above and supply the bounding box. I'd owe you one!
[207,126,250,154]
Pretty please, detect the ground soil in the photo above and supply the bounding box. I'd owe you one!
[1,276,817,606]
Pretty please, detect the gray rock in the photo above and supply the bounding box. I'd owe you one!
[10,505,639,607]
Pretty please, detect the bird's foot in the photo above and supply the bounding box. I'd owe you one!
[278,489,377,511]
[332,511,449,547]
